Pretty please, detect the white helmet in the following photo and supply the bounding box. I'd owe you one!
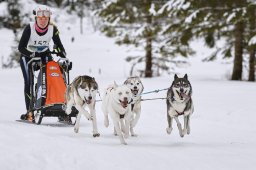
[33,5,52,17]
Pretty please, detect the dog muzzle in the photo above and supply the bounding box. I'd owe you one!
[84,97,92,104]
[131,89,139,95]
[176,90,190,101]
[119,100,128,108]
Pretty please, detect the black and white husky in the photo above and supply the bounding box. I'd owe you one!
[65,75,100,137]
[101,82,132,145]
[166,74,194,137]
[124,76,144,136]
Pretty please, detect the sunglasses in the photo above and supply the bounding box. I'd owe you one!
[36,10,51,17]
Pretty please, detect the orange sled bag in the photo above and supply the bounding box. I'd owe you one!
[45,61,66,105]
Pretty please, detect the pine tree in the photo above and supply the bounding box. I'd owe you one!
[166,0,252,81]
[98,0,170,77]
[6,0,22,30]
[247,2,256,81]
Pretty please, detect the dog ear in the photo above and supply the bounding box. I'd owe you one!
[124,79,129,85]
[113,81,118,88]
[174,74,178,80]
[184,74,188,80]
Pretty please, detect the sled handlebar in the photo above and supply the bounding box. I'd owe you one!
[27,57,42,66]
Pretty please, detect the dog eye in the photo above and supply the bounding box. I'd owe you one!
[85,89,89,91]
[126,91,129,94]
[137,83,139,85]
[118,92,122,95]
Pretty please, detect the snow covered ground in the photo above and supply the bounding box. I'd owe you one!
[1,5,256,170]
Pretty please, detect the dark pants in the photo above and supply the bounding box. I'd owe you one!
[20,55,31,111]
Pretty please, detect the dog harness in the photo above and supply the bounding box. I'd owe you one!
[175,110,184,115]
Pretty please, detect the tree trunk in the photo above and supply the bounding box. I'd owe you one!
[80,17,83,34]
[248,5,255,81]
[144,6,153,77]
[231,20,244,80]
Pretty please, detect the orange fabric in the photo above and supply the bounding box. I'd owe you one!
[45,61,66,105]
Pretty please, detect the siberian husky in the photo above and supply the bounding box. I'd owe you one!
[124,76,144,136]
[166,74,194,137]
[65,75,100,137]
[101,82,132,145]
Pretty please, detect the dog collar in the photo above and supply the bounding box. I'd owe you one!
[175,110,184,115]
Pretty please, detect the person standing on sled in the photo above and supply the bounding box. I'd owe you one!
[18,5,66,122]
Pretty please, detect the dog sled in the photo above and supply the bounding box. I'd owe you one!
[20,46,78,125]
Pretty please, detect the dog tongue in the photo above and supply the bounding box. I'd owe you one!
[121,101,128,108]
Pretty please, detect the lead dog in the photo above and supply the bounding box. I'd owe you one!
[124,76,144,136]
[166,74,194,137]
[65,75,100,137]
[101,82,132,145]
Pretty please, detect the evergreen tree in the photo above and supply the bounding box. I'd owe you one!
[97,0,170,77]
[2,0,22,68]
[6,0,22,30]
[164,0,252,81]
[248,3,256,81]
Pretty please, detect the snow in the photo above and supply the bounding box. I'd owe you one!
[1,3,256,170]
[249,35,256,46]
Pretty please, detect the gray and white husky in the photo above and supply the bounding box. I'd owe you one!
[65,75,100,137]
[166,74,194,137]
[101,82,132,145]
[124,76,144,136]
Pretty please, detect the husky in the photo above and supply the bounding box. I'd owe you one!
[65,75,100,137]
[124,76,144,136]
[166,74,194,137]
[101,82,132,145]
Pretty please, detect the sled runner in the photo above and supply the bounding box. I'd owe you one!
[16,119,75,127]
[20,46,78,124]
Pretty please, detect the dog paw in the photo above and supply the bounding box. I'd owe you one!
[179,132,184,138]
[93,133,100,137]
[74,127,79,133]
[166,127,172,134]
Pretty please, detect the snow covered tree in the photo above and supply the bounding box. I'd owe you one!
[164,0,254,81]
[248,3,256,81]
[6,0,22,29]
[98,0,172,77]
